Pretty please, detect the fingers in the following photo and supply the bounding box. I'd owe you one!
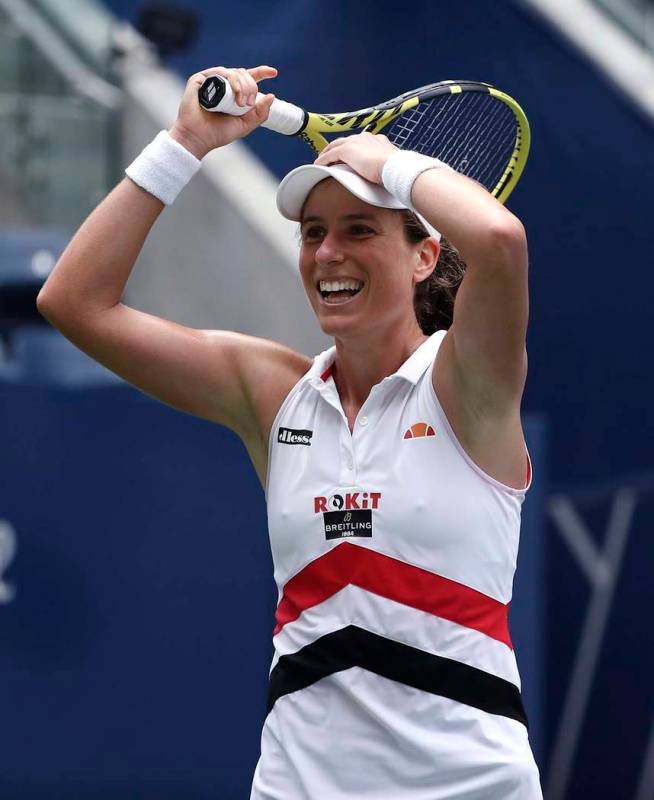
[319,132,373,152]
[241,93,275,133]
[192,65,278,108]
[248,65,278,81]
[315,150,344,166]
[314,132,381,161]
[314,137,349,163]
[316,137,345,155]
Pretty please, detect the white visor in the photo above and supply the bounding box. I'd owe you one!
[276,162,441,241]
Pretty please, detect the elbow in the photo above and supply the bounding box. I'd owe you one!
[487,215,528,265]
[36,287,68,329]
[36,289,49,317]
[36,289,55,322]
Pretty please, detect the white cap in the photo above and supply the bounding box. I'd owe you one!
[276,162,441,241]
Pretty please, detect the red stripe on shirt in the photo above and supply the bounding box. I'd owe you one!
[273,542,513,649]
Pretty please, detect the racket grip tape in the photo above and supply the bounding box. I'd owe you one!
[197,75,307,136]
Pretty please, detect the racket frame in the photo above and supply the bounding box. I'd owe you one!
[198,76,530,204]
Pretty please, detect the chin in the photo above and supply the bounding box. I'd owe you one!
[316,309,378,340]
[317,317,355,337]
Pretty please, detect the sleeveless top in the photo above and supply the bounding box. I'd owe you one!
[250,329,543,800]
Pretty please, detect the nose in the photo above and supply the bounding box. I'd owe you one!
[315,231,344,265]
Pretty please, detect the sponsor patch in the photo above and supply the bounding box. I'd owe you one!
[314,490,382,540]
[324,510,372,540]
[278,427,313,446]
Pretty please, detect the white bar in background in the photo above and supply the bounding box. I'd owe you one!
[520,0,654,120]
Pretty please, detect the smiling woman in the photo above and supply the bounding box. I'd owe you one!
[36,65,541,800]
[292,174,439,345]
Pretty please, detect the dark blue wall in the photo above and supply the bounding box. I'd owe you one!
[0,383,273,798]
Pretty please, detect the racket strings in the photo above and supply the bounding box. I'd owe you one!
[390,93,460,156]
[464,103,517,188]
[438,94,499,165]
[431,93,491,167]
[452,105,514,189]
[386,92,518,195]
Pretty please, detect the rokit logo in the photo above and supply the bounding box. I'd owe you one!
[278,427,313,446]
[314,491,382,540]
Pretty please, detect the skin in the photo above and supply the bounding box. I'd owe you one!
[298,178,438,422]
[36,64,529,493]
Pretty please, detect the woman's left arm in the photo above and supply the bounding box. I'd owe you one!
[314,132,529,419]
[411,167,529,418]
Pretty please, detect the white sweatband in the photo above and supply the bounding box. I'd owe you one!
[125,130,202,205]
[381,150,453,210]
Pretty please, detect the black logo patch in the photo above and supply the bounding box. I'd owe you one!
[278,427,313,446]
[324,510,373,540]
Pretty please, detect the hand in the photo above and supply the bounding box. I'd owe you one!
[313,132,398,184]
[169,65,278,158]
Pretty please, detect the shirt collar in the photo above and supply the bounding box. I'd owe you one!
[306,329,446,391]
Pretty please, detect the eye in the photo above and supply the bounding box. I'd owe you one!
[349,224,374,235]
[302,225,325,241]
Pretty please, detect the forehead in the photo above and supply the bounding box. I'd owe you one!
[301,177,393,225]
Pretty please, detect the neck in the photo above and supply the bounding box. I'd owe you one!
[331,319,428,409]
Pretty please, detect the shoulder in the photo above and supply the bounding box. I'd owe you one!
[204,331,312,470]
[203,331,312,423]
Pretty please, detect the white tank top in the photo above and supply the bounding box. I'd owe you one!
[250,329,542,800]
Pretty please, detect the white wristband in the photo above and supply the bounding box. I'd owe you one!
[381,150,453,210]
[125,130,202,205]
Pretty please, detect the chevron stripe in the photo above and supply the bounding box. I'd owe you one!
[267,626,527,726]
[271,584,521,686]
[273,542,512,648]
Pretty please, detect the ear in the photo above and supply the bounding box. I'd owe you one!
[413,237,440,284]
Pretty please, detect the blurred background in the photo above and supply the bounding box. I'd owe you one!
[0,0,652,797]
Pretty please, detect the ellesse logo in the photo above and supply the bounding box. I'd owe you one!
[278,427,313,446]
[403,422,436,439]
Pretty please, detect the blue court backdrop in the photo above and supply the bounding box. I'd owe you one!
[0,379,545,798]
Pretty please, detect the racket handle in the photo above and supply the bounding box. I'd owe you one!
[198,75,306,136]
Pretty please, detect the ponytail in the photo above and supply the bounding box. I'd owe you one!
[400,210,467,334]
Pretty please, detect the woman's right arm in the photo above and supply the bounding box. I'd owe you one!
[36,66,308,450]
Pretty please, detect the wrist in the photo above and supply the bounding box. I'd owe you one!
[125,130,202,206]
[168,125,211,160]
[381,150,453,209]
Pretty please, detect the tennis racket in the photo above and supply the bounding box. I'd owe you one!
[198,77,530,204]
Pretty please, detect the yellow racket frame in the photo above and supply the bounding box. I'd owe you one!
[298,81,531,205]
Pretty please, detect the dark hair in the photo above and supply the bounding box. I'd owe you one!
[401,210,466,334]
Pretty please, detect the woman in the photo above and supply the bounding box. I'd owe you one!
[37,65,542,798]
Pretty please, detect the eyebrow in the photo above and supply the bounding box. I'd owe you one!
[300,213,379,226]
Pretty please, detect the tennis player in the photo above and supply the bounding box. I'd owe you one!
[37,66,542,799]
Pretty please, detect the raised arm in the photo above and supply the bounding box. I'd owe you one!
[36,66,308,481]
[313,132,529,487]
[406,149,529,492]
[410,166,528,413]
[313,132,527,414]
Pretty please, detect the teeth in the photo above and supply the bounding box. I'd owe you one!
[319,279,363,292]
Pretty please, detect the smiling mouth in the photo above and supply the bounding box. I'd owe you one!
[317,280,364,305]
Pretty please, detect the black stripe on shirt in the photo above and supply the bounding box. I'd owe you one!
[268,625,527,727]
